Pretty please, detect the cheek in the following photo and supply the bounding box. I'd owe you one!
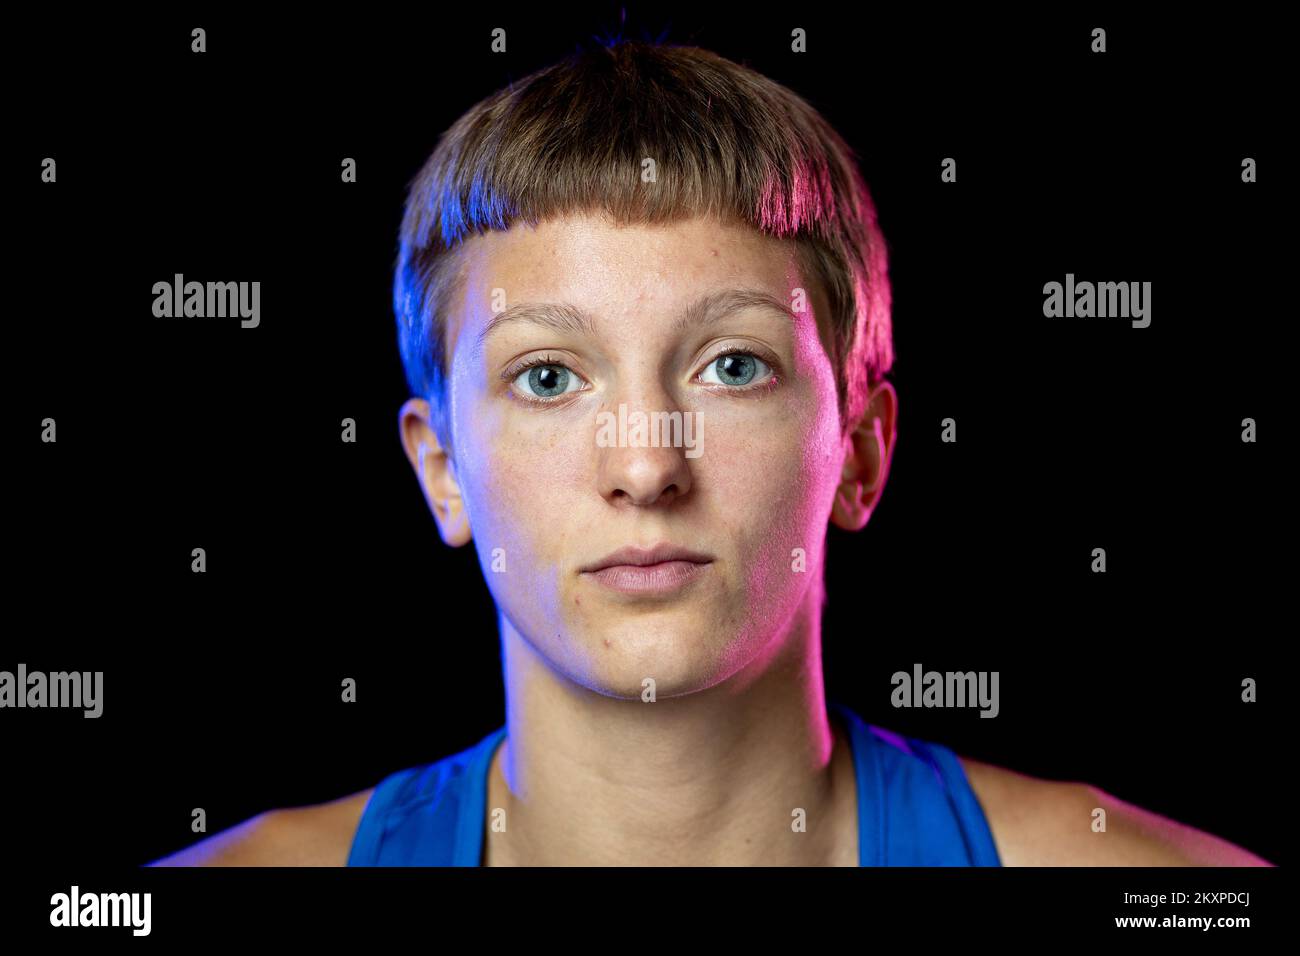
[702,382,841,577]
[466,404,592,558]
[786,327,849,514]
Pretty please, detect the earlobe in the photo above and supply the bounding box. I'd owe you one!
[830,479,869,531]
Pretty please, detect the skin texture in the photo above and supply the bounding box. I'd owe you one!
[150,212,1271,867]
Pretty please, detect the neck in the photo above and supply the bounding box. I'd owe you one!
[483,593,858,865]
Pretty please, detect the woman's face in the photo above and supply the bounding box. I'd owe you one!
[439,211,848,698]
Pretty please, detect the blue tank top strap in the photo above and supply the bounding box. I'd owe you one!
[346,724,506,866]
[829,700,1002,866]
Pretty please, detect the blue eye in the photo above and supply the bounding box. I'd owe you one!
[513,363,582,399]
[700,352,772,387]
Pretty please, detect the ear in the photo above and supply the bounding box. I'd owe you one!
[398,398,472,547]
[831,379,898,531]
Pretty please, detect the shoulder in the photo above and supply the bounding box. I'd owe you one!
[957,756,1273,866]
[147,787,375,866]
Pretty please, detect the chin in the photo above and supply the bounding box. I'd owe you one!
[568,623,747,700]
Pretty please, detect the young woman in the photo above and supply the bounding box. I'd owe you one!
[151,40,1270,868]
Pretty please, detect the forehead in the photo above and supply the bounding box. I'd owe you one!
[446,212,810,345]
[474,211,798,280]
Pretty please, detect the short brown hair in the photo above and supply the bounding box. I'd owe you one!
[394,40,893,447]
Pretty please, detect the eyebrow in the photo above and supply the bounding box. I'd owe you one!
[474,287,798,352]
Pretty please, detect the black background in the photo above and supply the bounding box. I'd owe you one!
[9,5,1285,872]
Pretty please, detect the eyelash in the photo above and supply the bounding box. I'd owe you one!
[502,347,782,405]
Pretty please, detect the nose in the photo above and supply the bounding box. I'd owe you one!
[594,389,695,507]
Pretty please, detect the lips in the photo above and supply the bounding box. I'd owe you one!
[579,544,714,573]
[579,544,714,596]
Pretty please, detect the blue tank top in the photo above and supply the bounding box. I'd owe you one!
[346,700,1002,866]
